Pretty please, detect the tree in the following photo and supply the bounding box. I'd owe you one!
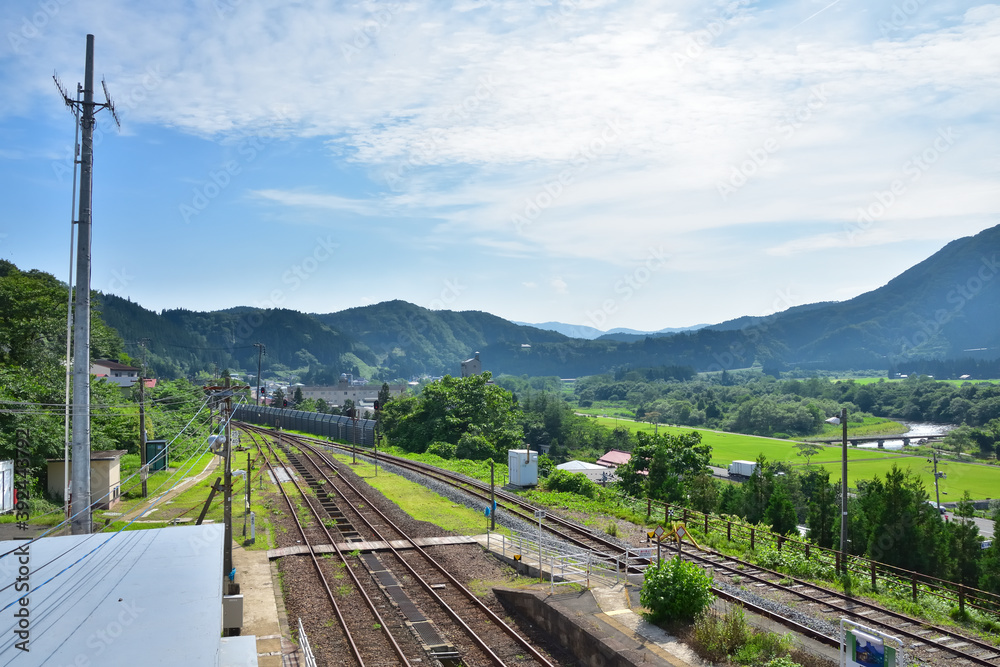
[795,442,823,466]
[341,398,355,417]
[948,491,982,591]
[765,483,799,535]
[293,386,304,404]
[640,431,711,502]
[380,372,522,460]
[807,482,836,548]
[378,382,391,410]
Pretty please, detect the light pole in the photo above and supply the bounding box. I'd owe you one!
[826,408,848,572]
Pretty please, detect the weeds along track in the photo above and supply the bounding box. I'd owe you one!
[246,427,559,667]
[243,425,1000,667]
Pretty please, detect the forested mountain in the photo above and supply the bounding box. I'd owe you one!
[312,300,571,378]
[99,294,377,379]
[89,223,1000,379]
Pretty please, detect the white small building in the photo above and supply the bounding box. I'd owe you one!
[556,460,618,484]
[0,460,12,513]
[508,449,538,487]
[461,352,482,377]
[91,359,141,387]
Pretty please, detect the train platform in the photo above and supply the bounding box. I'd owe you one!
[473,533,708,667]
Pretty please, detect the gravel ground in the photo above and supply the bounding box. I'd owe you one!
[271,443,577,666]
[335,450,949,666]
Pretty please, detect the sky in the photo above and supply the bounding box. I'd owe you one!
[0,1,997,332]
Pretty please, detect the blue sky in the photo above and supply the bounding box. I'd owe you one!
[1,0,997,331]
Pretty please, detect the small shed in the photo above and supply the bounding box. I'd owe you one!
[0,460,12,513]
[508,449,538,487]
[47,449,126,511]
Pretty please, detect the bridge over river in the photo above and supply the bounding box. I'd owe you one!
[805,433,947,448]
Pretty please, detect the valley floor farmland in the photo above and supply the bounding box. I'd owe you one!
[587,416,1000,499]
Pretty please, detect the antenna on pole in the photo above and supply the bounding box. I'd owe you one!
[101,78,121,129]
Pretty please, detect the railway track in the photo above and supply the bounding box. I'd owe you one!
[247,428,559,667]
[249,430,419,666]
[242,425,1000,667]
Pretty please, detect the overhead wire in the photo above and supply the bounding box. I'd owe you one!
[0,394,211,561]
[0,397,244,614]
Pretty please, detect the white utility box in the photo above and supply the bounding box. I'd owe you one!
[508,449,538,487]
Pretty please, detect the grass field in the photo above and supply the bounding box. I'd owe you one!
[836,377,1000,385]
[327,452,501,536]
[585,416,1000,500]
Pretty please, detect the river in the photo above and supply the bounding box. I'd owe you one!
[854,420,956,450]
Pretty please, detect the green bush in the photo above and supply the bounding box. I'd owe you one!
[425,441,456,459]
[543,468,600,499]
[640,556,714,623]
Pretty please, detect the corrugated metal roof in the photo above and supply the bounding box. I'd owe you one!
[596,449,632,467]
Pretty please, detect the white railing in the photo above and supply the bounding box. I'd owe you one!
[298,617,317,667]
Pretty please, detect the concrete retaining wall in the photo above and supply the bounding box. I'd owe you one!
[493,588,662,667]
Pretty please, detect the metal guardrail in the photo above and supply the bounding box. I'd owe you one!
[298,617,317,667]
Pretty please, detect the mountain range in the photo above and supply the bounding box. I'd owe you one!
[97,224,1000,380]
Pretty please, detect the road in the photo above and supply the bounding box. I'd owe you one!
[943,512,995,538]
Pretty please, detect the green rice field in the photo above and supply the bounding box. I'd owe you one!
[586,416,1000,500]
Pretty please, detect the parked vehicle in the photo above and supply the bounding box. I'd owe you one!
[728,460,757,478]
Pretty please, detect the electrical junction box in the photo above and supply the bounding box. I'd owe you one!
[508,449,538,487]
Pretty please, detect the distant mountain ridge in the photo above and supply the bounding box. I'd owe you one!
[516,321,710,340]
[94,224,1000,379]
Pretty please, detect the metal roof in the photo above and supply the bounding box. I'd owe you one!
[557,460,608,471]
[0,524,230,666]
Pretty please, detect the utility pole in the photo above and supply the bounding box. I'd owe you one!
[253,343,265,406]
[840,408,848,572]
[223,375,233,589]
[58,34,118,535]
[138,338,149,497]
[933,449,943,517]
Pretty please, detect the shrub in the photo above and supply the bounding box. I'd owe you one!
[640,556,714,623]
[543,468,600,499]
[691,605,795,666]
[455,433,495,460]
[426,441,457,459]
